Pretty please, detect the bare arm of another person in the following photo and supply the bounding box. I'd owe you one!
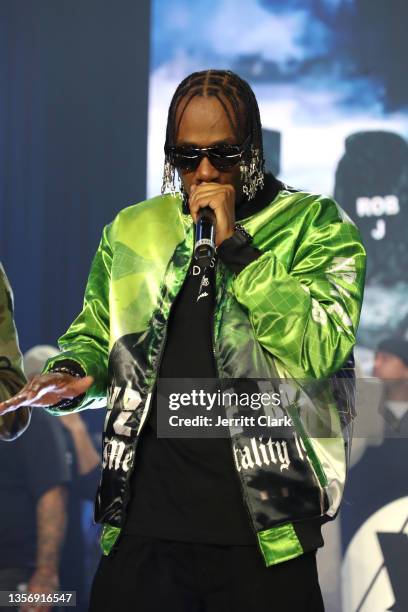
[20,485,67,612]
[59,413,99,475]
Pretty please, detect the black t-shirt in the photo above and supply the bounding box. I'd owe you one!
[0,410,70,569]
[123,257,256,544]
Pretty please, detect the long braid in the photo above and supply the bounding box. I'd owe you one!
[162,69,265,200]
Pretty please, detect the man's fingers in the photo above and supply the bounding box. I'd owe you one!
[189,185,235,218]
[0,387,34,413]
[189,196,219,223]
[0,374,94,412]
[32,375,94,401]
[190,198,224,224]
[190,183,234,198]
[189,184,220,216]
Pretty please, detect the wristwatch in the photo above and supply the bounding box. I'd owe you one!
[231,223,253,245]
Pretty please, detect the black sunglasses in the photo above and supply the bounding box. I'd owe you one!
[165,135,251,171]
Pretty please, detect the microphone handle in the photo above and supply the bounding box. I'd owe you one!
[194,207,216,268]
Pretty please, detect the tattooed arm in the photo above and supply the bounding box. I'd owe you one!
[20,485,67,612]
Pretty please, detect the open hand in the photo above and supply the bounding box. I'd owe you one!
[0,373,93,414]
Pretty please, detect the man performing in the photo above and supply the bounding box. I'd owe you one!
[0,70,366,611]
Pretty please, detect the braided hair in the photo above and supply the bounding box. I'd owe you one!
[162,69,265,200]
[165,69,263,159]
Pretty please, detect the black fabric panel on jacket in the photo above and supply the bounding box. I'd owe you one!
[292,517,325,553]
[217,240,263,276]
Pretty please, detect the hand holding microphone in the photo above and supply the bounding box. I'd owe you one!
[189,183,236,265]
[194,206,216,268]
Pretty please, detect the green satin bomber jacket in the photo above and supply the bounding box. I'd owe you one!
[43,186,366,567]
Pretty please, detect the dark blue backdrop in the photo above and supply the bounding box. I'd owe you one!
[0,0,151,351]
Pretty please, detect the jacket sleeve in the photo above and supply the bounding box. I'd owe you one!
[42,224,113,414]
[0,263,31,440]
[232,197,366,379]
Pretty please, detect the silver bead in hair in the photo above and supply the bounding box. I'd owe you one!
[161,158,176,196]
[177,174,188,202]
[240,146,265,200]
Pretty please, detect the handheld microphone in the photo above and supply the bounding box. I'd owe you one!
[194,207,216,268]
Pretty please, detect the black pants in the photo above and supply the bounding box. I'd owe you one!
[89,535,324,612]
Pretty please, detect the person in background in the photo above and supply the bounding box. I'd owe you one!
[0,412,68,612]
[341,335,408,556]
[0,263,29,440]
[24,346,101,612]
[373,336,408,432]
[0,273,68,612]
